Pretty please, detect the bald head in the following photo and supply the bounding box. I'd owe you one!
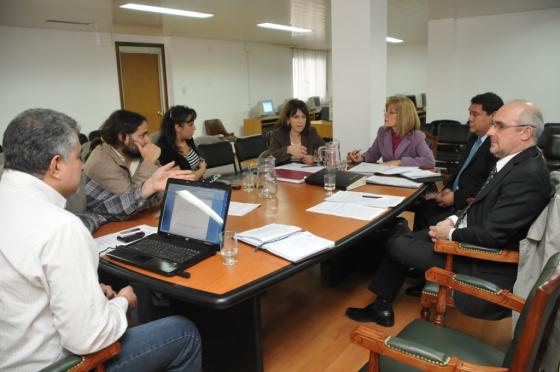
[487,100,544,158]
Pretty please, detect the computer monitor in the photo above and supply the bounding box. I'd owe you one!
[307,96,321,109]
[253,99,275,117]
[406,95,417,108]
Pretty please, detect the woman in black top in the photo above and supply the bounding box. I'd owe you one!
[157,105,206,180]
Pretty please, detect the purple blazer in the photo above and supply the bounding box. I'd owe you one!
[362,127,435,168]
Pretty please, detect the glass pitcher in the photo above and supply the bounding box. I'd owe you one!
[256,155,277,199]
[317,140,342,170]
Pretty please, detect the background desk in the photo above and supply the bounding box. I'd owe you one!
[96,181,425,371]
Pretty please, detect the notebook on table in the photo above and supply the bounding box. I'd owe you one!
[106,179,231,276]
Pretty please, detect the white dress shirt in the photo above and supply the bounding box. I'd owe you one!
[0,170,128,371]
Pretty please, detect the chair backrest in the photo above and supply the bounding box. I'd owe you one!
[88,129,101,142]
[544,134,560,171]
[149,131,160,143]
[436,122,470,144]
[197,141,238,173]
[504,252,560,370]
[234,134,267,171]
[78,133,88,145]
[429,120,461,136]
[204,119,229,136]
[537,123,560,149]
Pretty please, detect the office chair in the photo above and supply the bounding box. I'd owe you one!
[88,130,102,142]
[204,119,235,142]
[432,121,470,175]
[419,240,519,324]
[39,342,120,372]
[351,252,560,372]
[78,133,88,145]
[537,123,560,149]
[149,130,160,143]
[197,141,238,174]
[543,133,560,171]
[234,134,267,171]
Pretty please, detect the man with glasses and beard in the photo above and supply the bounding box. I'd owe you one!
[85,109,161,194]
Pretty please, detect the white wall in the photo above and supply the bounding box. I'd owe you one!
[386,44,428,98]
[0,25,292,142]
[427,8,560,123]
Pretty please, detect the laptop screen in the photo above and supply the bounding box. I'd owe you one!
[159,181,230,245]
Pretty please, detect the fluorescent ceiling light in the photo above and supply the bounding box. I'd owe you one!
[120,3,213,18]
[257,23,312,33]
[386,36,403,43]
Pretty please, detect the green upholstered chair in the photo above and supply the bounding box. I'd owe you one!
[39,342,120,372]
[351,253,560,372]
[419,240,519,324]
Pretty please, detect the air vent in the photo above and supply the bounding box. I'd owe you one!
[45,19,93,26]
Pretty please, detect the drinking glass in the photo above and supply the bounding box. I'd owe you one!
[220,230,238,266]
[324,173,336,196]
[337,159,348,171]
[242,170,256,191]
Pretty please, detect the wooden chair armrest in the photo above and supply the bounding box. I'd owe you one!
[434,240,519,264]
[351,325,507,372]
[426,267,525,313]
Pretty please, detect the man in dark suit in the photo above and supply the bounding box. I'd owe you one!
[414,92,503,230]
[346,100,552,326]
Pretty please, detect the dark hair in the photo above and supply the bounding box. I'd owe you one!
[471,92,504,115]
[274,99,311,134]
[3,108,80,177]
[158,105,197,151]
[100,109,146,146]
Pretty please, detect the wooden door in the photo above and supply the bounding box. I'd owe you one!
[117,45,168,133]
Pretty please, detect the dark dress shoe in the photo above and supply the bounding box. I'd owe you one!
[345,302,394,327]
[405,283,425,298]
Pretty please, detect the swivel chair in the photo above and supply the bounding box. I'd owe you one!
[204,119,235,142]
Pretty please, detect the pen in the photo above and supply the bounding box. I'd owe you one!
[254,230,303,251]
[362,195,381,199]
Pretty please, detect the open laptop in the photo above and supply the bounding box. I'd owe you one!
[107,179,231,276]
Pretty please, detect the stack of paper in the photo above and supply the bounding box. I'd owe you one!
[325,190,405,208]
[366,175,422,188]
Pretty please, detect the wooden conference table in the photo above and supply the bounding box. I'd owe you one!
[96,180,426,372]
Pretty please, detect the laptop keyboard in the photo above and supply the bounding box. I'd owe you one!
[131,239,201,263]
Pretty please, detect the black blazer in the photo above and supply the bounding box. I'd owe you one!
[445,135,497,210]
[452,146,551,250]
[157,138,199,170]
[451,146,552,320]
[268,126,325,165]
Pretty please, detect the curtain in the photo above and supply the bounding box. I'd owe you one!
[292,49,327,102]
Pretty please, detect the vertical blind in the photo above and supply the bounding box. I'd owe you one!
[292,48,327,102]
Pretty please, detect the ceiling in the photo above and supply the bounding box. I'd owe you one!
[0,0,559,49]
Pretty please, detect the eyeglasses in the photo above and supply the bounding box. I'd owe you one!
[384,110,398,116]
[490,121,535,131]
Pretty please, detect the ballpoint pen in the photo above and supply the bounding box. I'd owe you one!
[362,195,381,199]
[254,230,303,251]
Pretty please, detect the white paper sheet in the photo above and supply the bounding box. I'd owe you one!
[95,224,158,256]
[376,166,419,175]
[325,190,405,208]
[228,201,261,216]
[347,163,392,175]
[306,201,387,221]
[366,175,422,188]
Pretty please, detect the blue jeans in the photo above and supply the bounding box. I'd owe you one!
[106,315,201,372]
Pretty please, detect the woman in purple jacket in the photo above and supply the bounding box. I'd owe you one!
[347,96,435,168]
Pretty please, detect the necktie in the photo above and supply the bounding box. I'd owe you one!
[452,137,483,191]
[455,165,497,227]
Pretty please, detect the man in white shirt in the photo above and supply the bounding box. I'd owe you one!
[346,100,552,326]
[0,109,201,371]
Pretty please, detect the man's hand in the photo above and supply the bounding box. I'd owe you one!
[100,283,116,299]
[135,141,161,164]
[141,162,196,198]
[428,218,454,243]
[117,285,138,309]
[287,144,307,158]
[435,188,454,207]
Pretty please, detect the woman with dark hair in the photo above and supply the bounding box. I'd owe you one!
[157,105,206,180]
[268,99,325,165]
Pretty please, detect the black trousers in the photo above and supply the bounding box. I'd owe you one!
[367,225,513,320]
[412,199,455,231]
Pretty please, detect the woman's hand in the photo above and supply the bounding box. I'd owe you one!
[302,154,315,165]
[347,150,363,163]
[382,159,401,166]
[287,144,307,158]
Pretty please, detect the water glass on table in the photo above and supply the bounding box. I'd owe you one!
[324,173,336,196]
[242,170,256,191]
[220,230,238,266]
